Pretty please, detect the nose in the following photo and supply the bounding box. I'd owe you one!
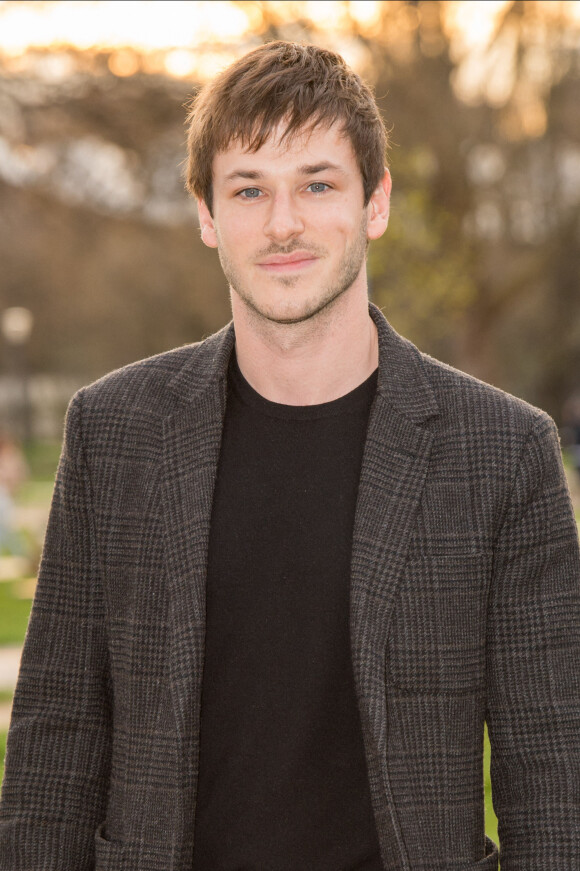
[263,190,304,243]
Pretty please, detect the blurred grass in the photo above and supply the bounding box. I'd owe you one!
[22,441,62,482]
[484,724,499,846]
[0,582,32,646]
[0,441,57,791]
[17,479,56,507]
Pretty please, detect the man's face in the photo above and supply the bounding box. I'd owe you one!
[197,123,391,325]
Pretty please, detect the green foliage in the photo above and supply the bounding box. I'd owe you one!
[22,441,62,483]
[369,148,476,363]
[484,725,499,848]
[0,582,32,646]
[16,480,56,509]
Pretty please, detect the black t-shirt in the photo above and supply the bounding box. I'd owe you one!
[192,352,383,871]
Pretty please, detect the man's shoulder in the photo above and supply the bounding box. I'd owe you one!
[79,343,199,411]
[372,305,551,440]
[418,348,552,438]
[73,322,234,419]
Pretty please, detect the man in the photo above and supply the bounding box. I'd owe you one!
[0,40,579,871]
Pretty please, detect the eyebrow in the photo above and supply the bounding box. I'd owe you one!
[224,162,345,182]
[224,169,263,181]
[298,162,345,175]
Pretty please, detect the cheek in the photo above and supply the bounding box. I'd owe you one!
[312,200,363,241]
[217,215,257,256]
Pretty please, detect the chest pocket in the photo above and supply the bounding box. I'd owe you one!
[386,552,491,694]
[94,824,125,871]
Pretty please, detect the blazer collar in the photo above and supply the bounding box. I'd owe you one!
[166,319,236,406]
[165,302,439,424]
[370,303,439,425]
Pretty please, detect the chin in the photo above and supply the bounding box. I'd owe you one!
[232,271,354,326]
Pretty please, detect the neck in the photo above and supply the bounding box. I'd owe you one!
[231,285,378,406]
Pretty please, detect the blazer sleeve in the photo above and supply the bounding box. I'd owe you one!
[486,412,580,869]
[0,391,112,870]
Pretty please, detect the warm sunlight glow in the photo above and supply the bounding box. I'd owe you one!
[163,49,198,79]
[0,0,251,55]
[1,0,580,83]
[350,1,382,28]
[108,49,140,78]
[444,0,512,57]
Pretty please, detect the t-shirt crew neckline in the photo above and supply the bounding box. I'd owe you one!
[229,350,379,421]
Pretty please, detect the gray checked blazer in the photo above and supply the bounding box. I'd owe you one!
[1,304,579,871]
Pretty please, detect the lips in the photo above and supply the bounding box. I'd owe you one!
[258,251,318,271]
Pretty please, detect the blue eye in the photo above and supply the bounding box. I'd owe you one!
[239,188,262,199]
[307,182,329,193]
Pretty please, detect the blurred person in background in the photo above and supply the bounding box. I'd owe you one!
[0,433,27,555]
[1,41,579,871]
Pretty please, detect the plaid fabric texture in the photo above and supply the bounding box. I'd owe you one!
[0,305,578,870]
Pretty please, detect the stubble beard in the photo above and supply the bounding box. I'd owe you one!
[217,215,369,326]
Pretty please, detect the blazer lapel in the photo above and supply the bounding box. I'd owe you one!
[351,305,439,871]
[160,322,235,865]
[162,391,224,760]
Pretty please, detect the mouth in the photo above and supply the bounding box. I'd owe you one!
[257,251,319,273]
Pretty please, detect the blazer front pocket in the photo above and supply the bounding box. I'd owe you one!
[446,837,499,870]
[94,823,125,871]
[386,552,491,694]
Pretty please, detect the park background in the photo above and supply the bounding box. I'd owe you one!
[1,0,580,852]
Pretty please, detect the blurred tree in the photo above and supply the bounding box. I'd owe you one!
[358,0,580,416]
[0,65,231,378]
[378,0,580,417]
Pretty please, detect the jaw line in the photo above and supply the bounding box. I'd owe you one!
[238,280,349,326]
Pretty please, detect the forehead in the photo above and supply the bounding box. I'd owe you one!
[212,122,359,178]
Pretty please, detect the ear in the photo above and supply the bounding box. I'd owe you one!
[197,198,218,248]
[366,167,392,241]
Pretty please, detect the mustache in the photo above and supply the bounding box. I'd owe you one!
[255,241,327,258]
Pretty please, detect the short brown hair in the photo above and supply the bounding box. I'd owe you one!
[185,41,388,213]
